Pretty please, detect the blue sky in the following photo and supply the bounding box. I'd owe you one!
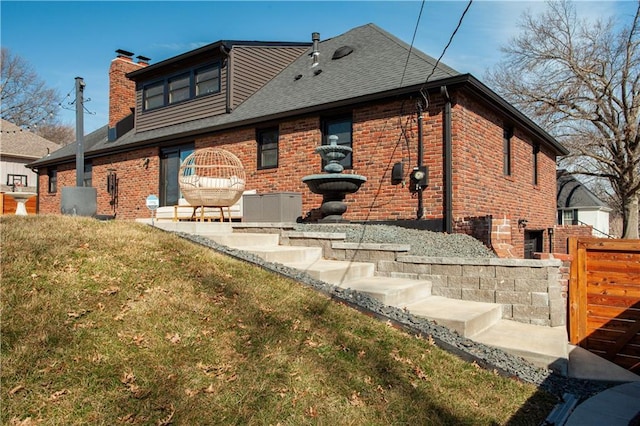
[1,0,636,133]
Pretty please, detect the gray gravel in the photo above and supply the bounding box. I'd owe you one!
[294,223,496,258]
[169,226,618,406]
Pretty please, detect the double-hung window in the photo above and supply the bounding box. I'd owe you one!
[83,161,93,187]
[48,169,57,193]
[257,128,279,169]
[168,73,190,104]
[144,81,164,110]
[195,65,220,96]
[322,116,353,169]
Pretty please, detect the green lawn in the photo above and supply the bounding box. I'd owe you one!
[1,215,556,425]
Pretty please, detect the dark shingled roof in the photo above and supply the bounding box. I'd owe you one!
[27,125,108,168]
[30,23,568,167]
[557,170,609,209]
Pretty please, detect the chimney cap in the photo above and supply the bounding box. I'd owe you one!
[115,49,134,58]
[136,55,151,62]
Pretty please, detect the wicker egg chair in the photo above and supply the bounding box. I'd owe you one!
[178,148,246,221]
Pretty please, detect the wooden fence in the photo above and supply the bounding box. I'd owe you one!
[569,237,640,373]
[1,193,37,215]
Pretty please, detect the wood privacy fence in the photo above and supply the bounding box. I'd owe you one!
[1,193,37,215]
[569,237,640,373]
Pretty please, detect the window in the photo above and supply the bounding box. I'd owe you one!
[532,144,540,185]
[168,73,190,104]
[7,174,27,188]
[83,161,93,187]
[142,62,221,111]
[144,81,164,110]
[503,126,513,176]
[322,116,353,169]
[257,128,279,169]
[195,65,220,96]
[48,169,57,193]
[562,209,577,225]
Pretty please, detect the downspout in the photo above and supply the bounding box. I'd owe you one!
[441,86,453,234]
[221,45,232,113]
[416,100,424,219]
[35,168,40,214]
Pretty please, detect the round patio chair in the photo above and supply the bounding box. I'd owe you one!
[178,148,246,221]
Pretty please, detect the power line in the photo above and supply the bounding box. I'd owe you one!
[422,0,473,87]
[399,0,426,89]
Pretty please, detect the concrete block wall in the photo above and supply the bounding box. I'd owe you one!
[377,256,565,327]
[285,230,566,327]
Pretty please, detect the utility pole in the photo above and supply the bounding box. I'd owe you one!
[75,77,85,187]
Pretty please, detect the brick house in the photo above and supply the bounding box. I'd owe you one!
[29,24,569,258]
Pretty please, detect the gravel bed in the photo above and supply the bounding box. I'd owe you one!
[171,228,619,405]
[294,223,496,258]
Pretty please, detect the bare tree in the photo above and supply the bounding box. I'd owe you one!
[1,47,60,128]
[34,122,75,145]
[487,1,640,238]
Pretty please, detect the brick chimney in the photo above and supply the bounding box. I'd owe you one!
[108,49,148,129]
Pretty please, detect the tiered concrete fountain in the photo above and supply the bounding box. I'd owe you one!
[302,135,366,223]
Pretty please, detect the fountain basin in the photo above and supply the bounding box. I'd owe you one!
[302,174,366,195]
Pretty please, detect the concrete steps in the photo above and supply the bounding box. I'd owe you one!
[155,224,640,381]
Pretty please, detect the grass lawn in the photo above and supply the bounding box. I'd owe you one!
[1,215,557,425]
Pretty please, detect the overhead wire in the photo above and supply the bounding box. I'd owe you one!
[357,0,474,226]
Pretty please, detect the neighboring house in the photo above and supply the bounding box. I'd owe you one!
[1,119,62,214]
[29,24,570,258]
[557,170,612,238]
[1,119,62,193]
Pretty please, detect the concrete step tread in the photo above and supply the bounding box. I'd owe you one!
[472,319,568,372]
[472,319,568,357]
[337,276,433,307]
[282,258,375,285]
[404,296,500,321]
[404,296,502,338]
[283,258,375,271]
[229,245,323,263]
[207,233,280,247]
[232,245,321,253]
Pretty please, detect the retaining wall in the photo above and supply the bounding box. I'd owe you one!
[282,230,566,327]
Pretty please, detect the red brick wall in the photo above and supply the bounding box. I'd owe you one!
[38,147,159,220]
[452,92,558,254]
[37,88,561,258]
[552,224,594,254]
